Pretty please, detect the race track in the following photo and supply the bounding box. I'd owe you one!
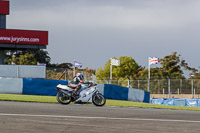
[0,101,200,133]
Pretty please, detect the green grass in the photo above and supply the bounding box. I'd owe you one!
[0,94,200,111]
[0,94,58,103]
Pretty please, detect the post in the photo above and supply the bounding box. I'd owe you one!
[73,59,75,77]
[168,76,171,98]
[138,80,140,89]
[178,88,179,95]
[148,57,150,92]
[191,76,194,99]
[17,66,19,78]
[127,76,130,88]
[180,79,182,94]
[163,88,165,95]
[65,69,67,81]
[158,79,160,94]
[110,58,112,84]
[57,69,66,80]
[73,67,75,77]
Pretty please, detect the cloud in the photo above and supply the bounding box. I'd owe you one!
[6,0,200,70]
[8,0,200,31]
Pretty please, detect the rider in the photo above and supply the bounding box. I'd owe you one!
[68,73,89,95]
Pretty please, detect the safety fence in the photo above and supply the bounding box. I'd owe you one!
[46,68,95,81]
[151,98,200,107]
[0,77,150,103]
[97,78,200,95]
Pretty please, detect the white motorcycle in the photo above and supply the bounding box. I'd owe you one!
[56,82,106,106]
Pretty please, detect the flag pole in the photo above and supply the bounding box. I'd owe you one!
[110,58,112,84]
[73,59,75,77]
[148,57,150,92]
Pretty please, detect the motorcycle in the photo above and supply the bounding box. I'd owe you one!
[56,82,106,106]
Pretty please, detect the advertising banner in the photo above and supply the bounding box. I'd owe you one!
[0,29,48,45]
[0,1,9,15]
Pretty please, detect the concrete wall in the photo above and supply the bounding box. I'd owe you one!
[0,65,46,78]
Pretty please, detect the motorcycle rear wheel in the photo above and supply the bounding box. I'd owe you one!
[56,91,71,105]
[92,93,106,106]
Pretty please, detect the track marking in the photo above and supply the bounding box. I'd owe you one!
[0,113,200,123]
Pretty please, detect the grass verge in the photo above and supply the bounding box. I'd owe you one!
[0,94,200,111]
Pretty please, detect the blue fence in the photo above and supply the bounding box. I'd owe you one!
[23,79,68,96]
[104,84,129,101]
[23,79,150,103]
[151,98,200,107]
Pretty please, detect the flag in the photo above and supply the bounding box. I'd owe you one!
[37,62,46,66]
[111,58,120,66]
[149,57,160,65]
[74,61,82,68]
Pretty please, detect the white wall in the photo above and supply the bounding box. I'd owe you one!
[0,65,46,78]
[0,77,23,94]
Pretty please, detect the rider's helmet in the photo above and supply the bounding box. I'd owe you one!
[76,73,84,82]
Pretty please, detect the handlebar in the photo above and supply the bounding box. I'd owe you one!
[88,82,97,87]
[80,82,97,87]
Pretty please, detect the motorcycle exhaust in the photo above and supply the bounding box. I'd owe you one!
[60,89,71,96]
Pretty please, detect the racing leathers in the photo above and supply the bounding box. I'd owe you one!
[68,76,89,95]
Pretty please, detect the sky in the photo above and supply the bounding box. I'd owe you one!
[6,0,200,75]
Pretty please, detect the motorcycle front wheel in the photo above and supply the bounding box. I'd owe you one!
[92,93,106,106]
[56,91,72,105]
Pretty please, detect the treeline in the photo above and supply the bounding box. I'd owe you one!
[96,52,198,80]
[5,50,199,80]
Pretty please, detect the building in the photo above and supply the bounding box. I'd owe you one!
[0,0,48,64]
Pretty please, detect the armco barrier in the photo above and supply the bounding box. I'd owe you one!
[0,78,150,103]
[151,98,200,107]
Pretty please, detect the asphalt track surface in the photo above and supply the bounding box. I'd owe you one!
[0,101,200,133]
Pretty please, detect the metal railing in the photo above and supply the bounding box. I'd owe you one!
[46,68,199,95]
[97,79,200,95]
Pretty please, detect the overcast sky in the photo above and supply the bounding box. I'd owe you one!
[6,0,200,74]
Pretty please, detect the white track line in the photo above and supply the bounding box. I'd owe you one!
[0,113,200,123]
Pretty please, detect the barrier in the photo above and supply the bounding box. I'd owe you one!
[0,78,150,103]
[23,79,68,96]
[151,98,200,107]
[128,88,144,102]
[104,84,128,101]
[0,77,23,94]
[0,65,46,78]
[144,91,151,103]
[99,84,150,103]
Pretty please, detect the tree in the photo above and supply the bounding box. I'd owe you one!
[5,49,51,66]
[6,53,37,65]
[113,56,143,79]
[96,56,143,80]
[160,52,197,78]
[160,52,183,78]
[138,67,163,80]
